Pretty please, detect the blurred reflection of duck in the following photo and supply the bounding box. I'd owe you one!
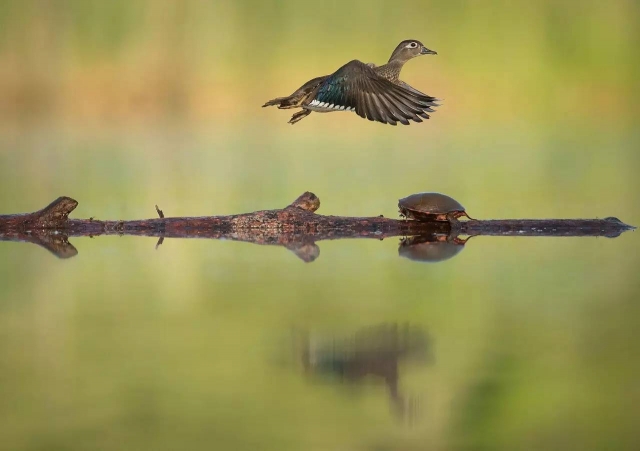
[298,323,430,420]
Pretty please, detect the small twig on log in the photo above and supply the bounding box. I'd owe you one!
[155,236,164,250]
[155,205,164,218]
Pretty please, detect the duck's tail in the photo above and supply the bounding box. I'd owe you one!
[262,96,298,109]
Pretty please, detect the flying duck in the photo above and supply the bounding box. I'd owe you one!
[262,39,440,125]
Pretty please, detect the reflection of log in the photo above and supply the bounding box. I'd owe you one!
[0,192,635,260]
[0,230,78,259]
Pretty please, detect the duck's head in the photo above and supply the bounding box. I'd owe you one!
[389,39,437,63]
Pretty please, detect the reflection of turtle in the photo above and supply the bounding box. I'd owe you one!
[399,234,467,263]
[299,323,430,421]
[398,192,473,222]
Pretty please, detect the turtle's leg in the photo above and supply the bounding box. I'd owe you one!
[289,109,312,125]
[454,211,476,221]
[447,211,473,222]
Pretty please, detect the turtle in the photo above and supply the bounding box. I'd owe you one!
[398,192,473,222]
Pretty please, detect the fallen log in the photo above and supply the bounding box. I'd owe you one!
[0,192,634,260]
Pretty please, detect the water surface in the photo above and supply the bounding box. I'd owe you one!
[0,125,638,451]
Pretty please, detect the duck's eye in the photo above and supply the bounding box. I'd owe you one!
[406,42,418,49]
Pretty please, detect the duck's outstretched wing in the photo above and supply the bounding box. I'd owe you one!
[305,60,440,125]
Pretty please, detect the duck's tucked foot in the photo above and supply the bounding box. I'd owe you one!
[288,109,311,125]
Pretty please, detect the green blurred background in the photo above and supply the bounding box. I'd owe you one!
[0,1,639,450]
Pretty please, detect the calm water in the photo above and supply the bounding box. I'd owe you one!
[0,124,639,451]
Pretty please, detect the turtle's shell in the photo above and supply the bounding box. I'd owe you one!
[398,193,465,220]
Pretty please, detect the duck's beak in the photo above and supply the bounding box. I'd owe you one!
[421,47,437,55]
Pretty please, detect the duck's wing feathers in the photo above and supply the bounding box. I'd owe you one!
[306,60,439,125]
[397,80,431,97]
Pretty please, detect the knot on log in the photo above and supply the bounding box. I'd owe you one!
[287,192,320,212]
[35,197,79,227]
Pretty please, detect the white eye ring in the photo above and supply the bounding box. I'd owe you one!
[405,42,418,49]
